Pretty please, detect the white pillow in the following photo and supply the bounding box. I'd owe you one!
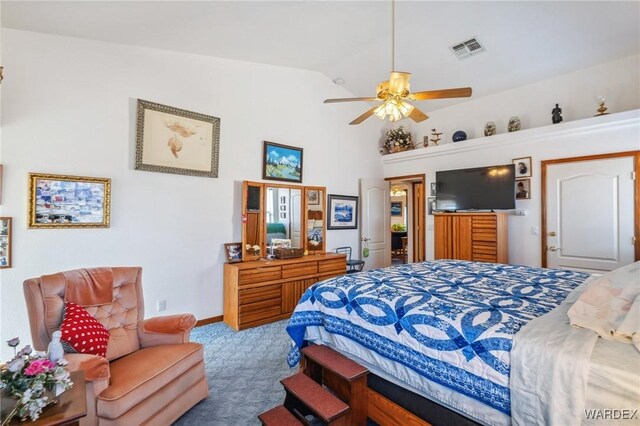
[567,261,640,343]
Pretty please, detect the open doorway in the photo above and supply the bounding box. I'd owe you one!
[386,174,426,265]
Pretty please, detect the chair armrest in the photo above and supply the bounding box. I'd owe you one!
[138,313,196,347]
[64,353,110,382]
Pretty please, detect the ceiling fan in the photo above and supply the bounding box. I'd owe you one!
[324,1,472,125]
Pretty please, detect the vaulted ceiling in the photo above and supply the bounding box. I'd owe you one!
[3,1,639,110]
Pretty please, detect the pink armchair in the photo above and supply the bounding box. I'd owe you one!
[23,267,208,425]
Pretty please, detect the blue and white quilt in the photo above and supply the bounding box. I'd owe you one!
[287,260,590,416]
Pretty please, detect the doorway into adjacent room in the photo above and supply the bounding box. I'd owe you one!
[386,174,426,265]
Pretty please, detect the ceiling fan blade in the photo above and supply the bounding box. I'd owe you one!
[388,72,411,94]
[412,87,473,101]
[409,107,429,123]
[349,107,377,125]
[324,97,379,104]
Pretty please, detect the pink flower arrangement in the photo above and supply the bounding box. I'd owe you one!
[23,359,55,376]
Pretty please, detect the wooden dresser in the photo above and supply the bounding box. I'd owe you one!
[434,212,508,264]
[224,253,346,330]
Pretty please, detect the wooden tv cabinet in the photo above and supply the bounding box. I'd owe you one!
[434,212,508,264]
[224,253,346,330]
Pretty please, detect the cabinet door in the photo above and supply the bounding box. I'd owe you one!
[453,216,473,260]
[434,215,450,259]
[281,278,317,315]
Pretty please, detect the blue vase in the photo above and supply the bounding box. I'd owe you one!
[452,131,467,142]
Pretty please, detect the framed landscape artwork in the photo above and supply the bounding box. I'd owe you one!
[328,194,358,230]
[0,217,11,269]
[136,99,220,178]
[28,173,111,228]
[262,141,303,183]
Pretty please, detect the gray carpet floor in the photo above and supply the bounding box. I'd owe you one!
[173,320,296,426]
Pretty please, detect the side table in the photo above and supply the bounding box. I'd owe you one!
[7,370,87,426]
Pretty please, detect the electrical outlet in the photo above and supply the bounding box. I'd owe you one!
[156,299,167,312]
[531,226,540,236]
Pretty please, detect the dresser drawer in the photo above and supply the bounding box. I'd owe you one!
[239,305,282,325]
[318,258,346,275]
[239,283,281,305]
[239,266,281,285]
[282,261,318,279]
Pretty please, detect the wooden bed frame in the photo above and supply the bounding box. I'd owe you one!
[301,344,479,426]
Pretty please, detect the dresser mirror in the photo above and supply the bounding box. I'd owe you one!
[241,181,326,260]
[304,187,326,254]
[265,185,302,251]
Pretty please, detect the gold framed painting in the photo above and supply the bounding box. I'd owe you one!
[135,99,220,178]
[0,217,11,268]
[28,173,111,228]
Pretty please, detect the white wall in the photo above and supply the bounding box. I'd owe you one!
[384,111,640,266]
[0,29,383,356]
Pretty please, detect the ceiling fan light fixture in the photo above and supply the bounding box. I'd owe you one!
[374,97,414,122]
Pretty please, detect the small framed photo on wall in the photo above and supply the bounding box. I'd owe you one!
[427,197,436,215]
[516,179,531,200]
[390,201,403,216]
[0,217,11,269]
[513,156,532,178]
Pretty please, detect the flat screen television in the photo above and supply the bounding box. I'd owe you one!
[435,164,515,211]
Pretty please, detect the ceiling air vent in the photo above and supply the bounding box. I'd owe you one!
[450,37,485,59]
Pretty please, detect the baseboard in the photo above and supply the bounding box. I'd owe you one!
[195,315,223,327]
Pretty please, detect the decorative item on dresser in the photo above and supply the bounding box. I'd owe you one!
[223,253,347,330]
[434,212,509,263]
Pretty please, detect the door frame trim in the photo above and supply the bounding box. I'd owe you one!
[385,174,426,263]
[541,150,640,267]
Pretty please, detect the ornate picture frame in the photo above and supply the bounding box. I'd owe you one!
[0,217,11,269]
[262,141,303,183]
[135,99,220,178]
[327,194,358,230]
[28,173,111,228]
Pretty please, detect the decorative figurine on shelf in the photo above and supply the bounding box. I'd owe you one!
[484,121,496,136]
[595,96,609,116]
[429,129,442,146]
[552,103,563,124]
[423,136,429,147]
[508,116,521,132]
[452,130,467,142]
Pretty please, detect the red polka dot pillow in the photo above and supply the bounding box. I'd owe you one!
[59,302,110,357]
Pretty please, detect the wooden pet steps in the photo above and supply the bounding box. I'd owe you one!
[258,405,303,426]
[258,345,369,426]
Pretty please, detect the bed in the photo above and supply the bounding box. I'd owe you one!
[286,260,640,425]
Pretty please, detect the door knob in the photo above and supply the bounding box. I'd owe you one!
[548,246,560,252]
[549,231,557,237]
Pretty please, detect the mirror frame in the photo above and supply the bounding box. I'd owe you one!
[241,181,326,260]
[241,181,264,261]
[303,186,326,254]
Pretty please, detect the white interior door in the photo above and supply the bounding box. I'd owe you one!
[546,156,635,273]
[360,178,390,270]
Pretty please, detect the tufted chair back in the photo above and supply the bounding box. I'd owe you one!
[24,267,144,361]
